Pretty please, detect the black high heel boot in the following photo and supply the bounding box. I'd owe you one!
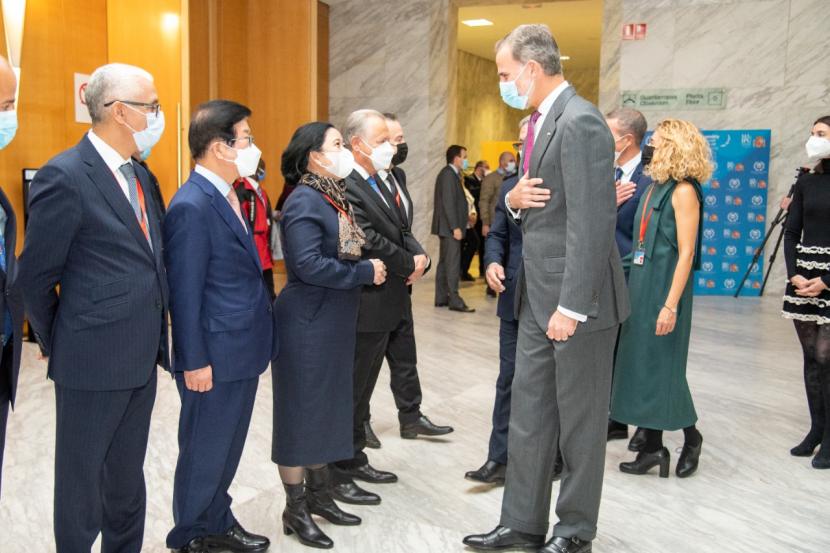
[282,483,334,549]
[676,435,703,478]
[620,448,671,478]
[793,355,825,456]
[306,466,361,526]
[628,427,647,452]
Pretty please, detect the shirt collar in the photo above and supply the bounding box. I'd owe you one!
[353,162,373,181]
[449,164,460,175]
[377,169,389,181]
[87,130,132,175]
[195,164,232,197]
[247,176,260,190]
[618,152,643,179]
[536,80,571,119]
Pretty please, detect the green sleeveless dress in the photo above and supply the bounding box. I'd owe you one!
[610,178,703,431]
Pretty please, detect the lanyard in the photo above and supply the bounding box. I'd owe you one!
[322,194,353,224]
[637,184,656,249]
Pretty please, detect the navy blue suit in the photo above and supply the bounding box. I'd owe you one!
[0,186,24,498]
[482,176,522,464]
[164,169,275,548]
[20,135,169,552]
[615,161,652,265]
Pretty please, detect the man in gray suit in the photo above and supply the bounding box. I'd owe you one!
[431,145,475,312]
[463,24,629,553]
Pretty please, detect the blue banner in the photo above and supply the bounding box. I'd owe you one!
[695,129,771,296]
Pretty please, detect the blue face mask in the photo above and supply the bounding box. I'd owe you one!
[462,158,469,171]
[140,147,152,161]
[0,110,18,150]
[499,63,534,110]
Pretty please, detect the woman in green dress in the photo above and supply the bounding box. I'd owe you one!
[610,119,712,478]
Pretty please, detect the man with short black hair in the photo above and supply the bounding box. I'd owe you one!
[432,144,474,312]
[163,99,274,553]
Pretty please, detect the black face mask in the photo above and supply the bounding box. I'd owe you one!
[641,144,655,168]
[391,142,408,166]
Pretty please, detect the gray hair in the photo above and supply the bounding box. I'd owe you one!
[606,107,648,145]
[496,24,562,76]
[519,115,531,129]
[84,63,154,124]
[343,109,385,150]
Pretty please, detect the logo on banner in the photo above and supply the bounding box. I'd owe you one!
[727,212,740,224]
[751,195,764,207]
[753,161,766,172]
[707,246,718,255]
[728,178,741,190]
[735,163,745,172]
[749,229,762,241]
[724,278,737,289]
[749,178,758,188]
[705,195,717,206]
[701,261,715,273]
[725,245,737,257]
[703,228,715,240]
[741,134,752,147]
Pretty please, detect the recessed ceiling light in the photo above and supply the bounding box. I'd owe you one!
[561,55,571,61]
[462,19,494,27]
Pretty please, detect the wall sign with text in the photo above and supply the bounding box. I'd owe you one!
[622,88,727,111]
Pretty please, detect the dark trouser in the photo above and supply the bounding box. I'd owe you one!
[500,287,616,541]
[384,300,423,425]
[436,236,464,309]
[476,218,486,276]
[337,331,389,470]
[262,268,276,300]
[167,375,259,549]
[0,342,10,497]
[54,373,157,553]
[488,318,519,465]
[461,227,480,277]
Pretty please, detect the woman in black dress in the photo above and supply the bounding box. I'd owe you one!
[782,115,830,469]
[273,122,386,547]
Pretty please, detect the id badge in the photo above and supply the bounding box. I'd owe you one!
[632,249,645,266]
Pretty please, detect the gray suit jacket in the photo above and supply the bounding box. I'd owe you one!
[515,86,630,334]
[431,165,467,238]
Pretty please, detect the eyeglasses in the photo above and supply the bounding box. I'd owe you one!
[104,100,162,117]
[228,135,255,148]
[512,141,523,151]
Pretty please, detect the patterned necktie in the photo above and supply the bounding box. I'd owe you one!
[117,162,152,249]
[523,110,543,174]
[227,190,248,233]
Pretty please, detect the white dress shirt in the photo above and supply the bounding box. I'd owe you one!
[87,130,133,201]
[378,169,411,217]
[617,152,642,184]
[354,164,389,207]
[195,164,248,234]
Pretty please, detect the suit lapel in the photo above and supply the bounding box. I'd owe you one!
[134,163,165,272]
[79,137,155,262]
[530,86,577,176]
[357,171,401,227]
[391,168,414,227]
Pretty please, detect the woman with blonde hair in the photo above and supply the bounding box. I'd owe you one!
[610,118,712,478]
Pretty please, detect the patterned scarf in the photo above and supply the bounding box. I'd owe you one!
[299,172,366,260]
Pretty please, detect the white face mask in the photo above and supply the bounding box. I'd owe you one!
[361,138,395,171]
[505,161,517,174]
[806,135,830,161]
[224,142,262,178]
[322,148,355,180]
[123,105,165,153]
[613,134,631,165]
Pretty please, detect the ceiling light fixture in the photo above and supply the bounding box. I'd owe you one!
[462,19,494,27]
[561,55,571,61]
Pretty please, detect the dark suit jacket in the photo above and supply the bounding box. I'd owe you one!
[0,188,23,406]
[163,170,275,381]
[484,176,522,322]
[346,169,413,333]
[431,165,467,237]
[20,135,169,391]
[615,161,652,259]
[389,167,428,258]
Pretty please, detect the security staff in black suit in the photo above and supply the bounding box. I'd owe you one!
[20,63,169,553]
[432,145,475,312]
[0,56,24,499]
[360,113,454,450]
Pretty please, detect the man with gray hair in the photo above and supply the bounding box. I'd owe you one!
[464,24,629,553]
[20,63,168,552]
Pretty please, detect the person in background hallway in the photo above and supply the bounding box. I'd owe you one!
[610,119,711,480]
[0,55,23,500]
[604,107,652,448]
[432,145,475,312]
[20,63,169,552]
[782,115,830,469]
[480,150,518,297]
[362,112,454,450]
[235,158,276,299]
[164,100,274,553]
[462,160,487,280]
[464,24,628,553]
[274,122,386,548]
[465,119,528,485]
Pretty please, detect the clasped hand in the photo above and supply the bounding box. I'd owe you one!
[509,171,550,210]
[791,275,828,298]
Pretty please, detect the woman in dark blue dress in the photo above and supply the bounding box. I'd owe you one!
[273,122,386,548]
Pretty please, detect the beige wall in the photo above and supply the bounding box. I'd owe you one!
[566,66,599,106]
[453,50,526,165]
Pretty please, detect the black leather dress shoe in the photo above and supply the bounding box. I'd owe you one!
[330,481,381,505]
[400,415,454,439]
[435,301,449,307]
[174,538,209,553]
[462,273,476,282]
[465,460,506,484]
[676,436,703,478]
[203,522,270,552]
[339,463,397,484]
[365,420,381,449]
[538,536,592,553]
[607,420,628,441]
[620,447,670,478]
[627,427,647,452]
[462,526,544,551]
[449,304,476,313]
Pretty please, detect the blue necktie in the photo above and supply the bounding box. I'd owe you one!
[615,167,624,182]
[366,176,388,207]
[0,237,12,345]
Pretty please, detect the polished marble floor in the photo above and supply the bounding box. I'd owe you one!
[1,277,829,552]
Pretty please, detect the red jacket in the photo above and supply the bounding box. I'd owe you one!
[234,177,273,270]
